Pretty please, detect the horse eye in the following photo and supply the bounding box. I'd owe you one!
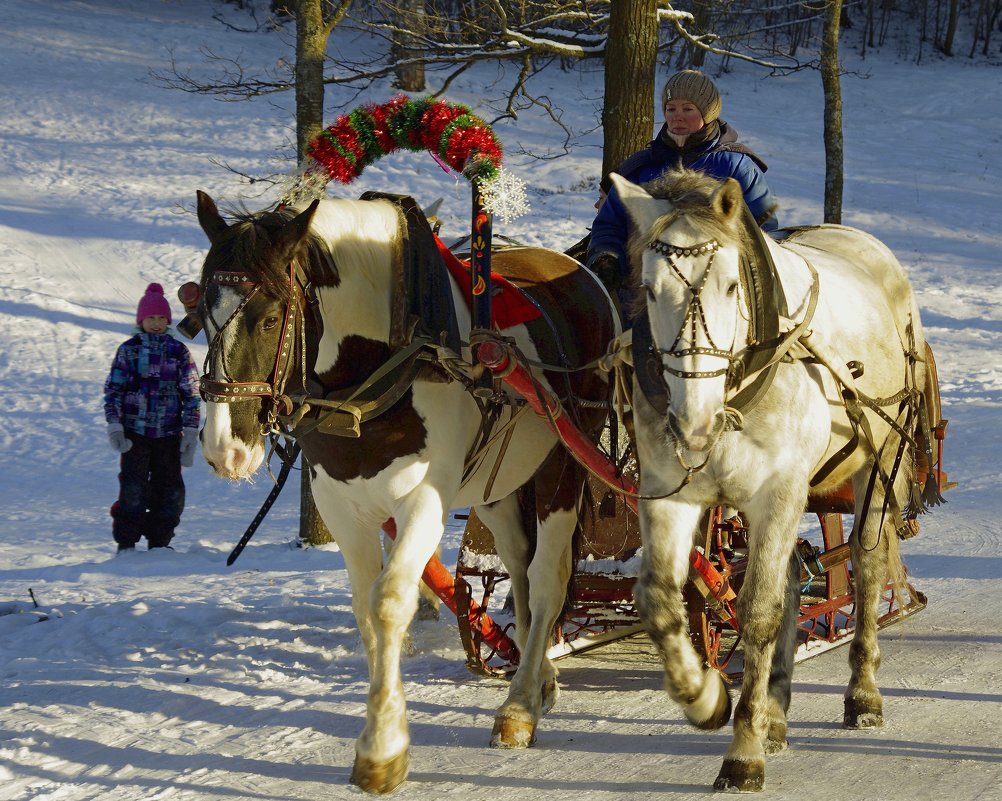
[643,284,656,301]
[726,282,738,296]
[263,316,280,330]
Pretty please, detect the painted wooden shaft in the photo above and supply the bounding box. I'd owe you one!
[469,180,494,331]
[469,179,494,396]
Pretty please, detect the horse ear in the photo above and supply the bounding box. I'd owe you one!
[608,173,666,236]
[196,190,229,245]
[273,199,321,265]
[710,178,744,223]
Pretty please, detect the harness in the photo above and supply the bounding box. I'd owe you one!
[647,238,733,380]
[197,255,436,442]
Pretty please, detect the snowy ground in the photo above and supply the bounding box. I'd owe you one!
[1,2,1000,800]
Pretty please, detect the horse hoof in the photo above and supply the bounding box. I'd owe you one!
[491,715,536,749]
[843,696,883,729]
[685,668,732,731]
[540,678,559,716]
[416,594,440,621]
[713,759,765,793]
[350,750,410,794]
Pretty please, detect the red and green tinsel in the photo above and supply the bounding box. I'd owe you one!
[306,96,503,186]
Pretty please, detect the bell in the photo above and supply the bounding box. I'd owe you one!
[178,281,201,311]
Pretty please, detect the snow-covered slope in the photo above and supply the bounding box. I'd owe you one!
[1,2,1000,799]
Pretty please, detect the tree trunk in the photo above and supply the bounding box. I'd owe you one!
[821,0,844,224]
[941,0,959,54]
[985,1,1002,56]
[688,0,712,67]
[393,0,426,91]
[300,464,332,545]
[295,0,333,546]
[601,0,658,182]
[294,0,327,164]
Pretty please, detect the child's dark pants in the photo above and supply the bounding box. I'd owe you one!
[113,433,185,548]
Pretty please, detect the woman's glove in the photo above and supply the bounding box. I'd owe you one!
[587,252,623,294]
[179,427,200,468]
[107,423,132,454]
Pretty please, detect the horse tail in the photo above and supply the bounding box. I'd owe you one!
[885,518,907,602]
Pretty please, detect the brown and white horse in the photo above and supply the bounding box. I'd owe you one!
[612,169,929,792]
[192,191,618,793]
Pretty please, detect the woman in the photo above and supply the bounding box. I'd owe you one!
[586,70,779,301]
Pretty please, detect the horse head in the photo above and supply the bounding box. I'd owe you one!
[193,190,321,479]
[612,170,751,455]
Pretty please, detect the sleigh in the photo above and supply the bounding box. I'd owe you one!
[360,197,952,679]
[332,163,952,680]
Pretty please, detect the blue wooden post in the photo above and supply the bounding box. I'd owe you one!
[470,177,494,397]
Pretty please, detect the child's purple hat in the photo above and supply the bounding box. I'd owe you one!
[136,283,172,324]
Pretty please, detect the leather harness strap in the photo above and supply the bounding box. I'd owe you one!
[283,335,434,439]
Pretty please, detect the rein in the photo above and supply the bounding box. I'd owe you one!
[225,440,301,566]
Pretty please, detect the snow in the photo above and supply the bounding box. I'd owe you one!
[1,2,1001,799]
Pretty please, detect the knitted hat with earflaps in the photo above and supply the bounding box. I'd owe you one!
[662,70,722,124]
[136,283,172,325]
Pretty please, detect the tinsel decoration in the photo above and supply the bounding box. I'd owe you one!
[278,96,528,221]
[310,95,502,185]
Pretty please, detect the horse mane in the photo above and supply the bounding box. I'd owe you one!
[200,204,340,302]
[625,168,750,318]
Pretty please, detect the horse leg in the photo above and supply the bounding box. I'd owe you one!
[490,461,580,748]
[382,533,441,620]
[764,552,801,754]
[313,511,402,792]
[475,494,532,655]
[714,488,804,793]
[843,472,902,728]
[348,491,448,794]
[635,499,733,730]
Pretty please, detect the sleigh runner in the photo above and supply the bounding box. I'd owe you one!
[181,97,951,794]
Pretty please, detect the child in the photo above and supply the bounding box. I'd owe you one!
[103,283,201,552]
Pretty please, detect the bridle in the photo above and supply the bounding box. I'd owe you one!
[647,237,746,389]
[197,260,313,435]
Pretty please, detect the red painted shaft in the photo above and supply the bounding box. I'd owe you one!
[382,518,519,664]
[476,339,638,503]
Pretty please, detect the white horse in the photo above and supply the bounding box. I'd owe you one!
[611,169,928,792]
[192,191,618,793]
